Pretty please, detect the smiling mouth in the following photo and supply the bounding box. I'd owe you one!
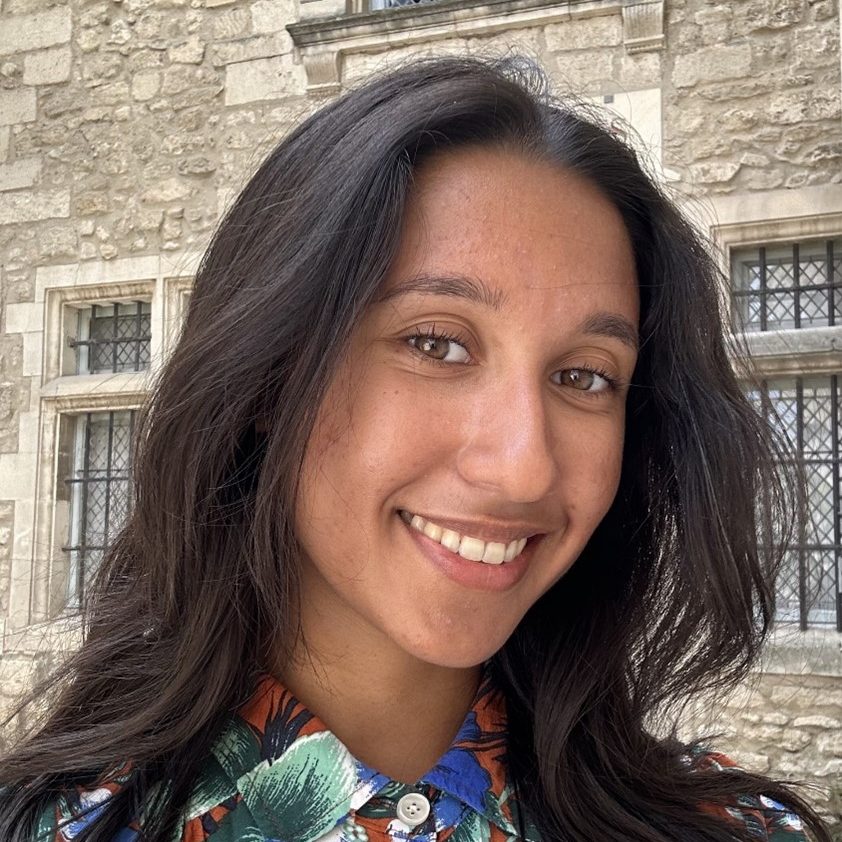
[398,509,536,565]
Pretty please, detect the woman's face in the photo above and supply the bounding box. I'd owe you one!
[294,146,639,668]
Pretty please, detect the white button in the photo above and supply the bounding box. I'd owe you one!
[395,792,431,828]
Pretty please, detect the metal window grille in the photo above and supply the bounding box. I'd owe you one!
[748,376,842,630]
[369,0,438,9]
[731,238,842,332]
[69,301,152,374]
[64,410,135,600]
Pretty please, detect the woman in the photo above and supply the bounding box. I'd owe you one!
[0,56,830,842]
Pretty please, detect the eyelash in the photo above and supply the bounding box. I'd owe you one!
[404,326,621,395]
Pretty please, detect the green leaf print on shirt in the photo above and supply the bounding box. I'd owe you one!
[237,732,358,842]
[183,756,239,823]
[448,808,491,842]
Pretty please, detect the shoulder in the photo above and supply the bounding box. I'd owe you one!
[690,750,810,841]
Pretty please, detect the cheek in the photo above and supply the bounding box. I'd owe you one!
[559,414,625,523]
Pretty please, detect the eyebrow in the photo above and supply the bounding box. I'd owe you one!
[375,273,508,311]
[577,312,639,351]
[377,272,639,351]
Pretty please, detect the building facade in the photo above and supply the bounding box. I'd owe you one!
[0,0,841,825]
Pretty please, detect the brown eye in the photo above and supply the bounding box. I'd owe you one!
[408,333,471,363]
[559,369,596,390]
[416,336,450,360]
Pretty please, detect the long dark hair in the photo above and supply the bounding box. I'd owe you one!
[0,56,830,842]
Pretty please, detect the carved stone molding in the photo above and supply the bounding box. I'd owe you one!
[621,0,664,53]
[288,0,625,95]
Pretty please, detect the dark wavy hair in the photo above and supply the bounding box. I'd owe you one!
[0,56,830,842]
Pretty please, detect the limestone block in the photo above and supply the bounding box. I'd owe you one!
[224,55,303,106]
[0,190,69,225]
[0,87,36,126]
[0,656,35,701]
[0,7,71,55]
[251,0,296,35]
[616,52,661,88]
[688,161,740,184]
[0,127,8,162]
[816,732,842,757]
[0,157,40,192]
[37,224,77,260]
[141,176,192,203]
[22,46,72,86]
[672,44,752,88]
[132,70,161,101]
[210,8,251,40]
[169,36,205,64]
[731,751,771,773]
[793,715,842,730]
[544,14,623,49]
[209,33,290,67]
[21,332,41,379]
[777,728,814,752]
[553,50,615,91]
[3,302,41,335]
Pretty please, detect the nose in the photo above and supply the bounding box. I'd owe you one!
[454,379,560,504]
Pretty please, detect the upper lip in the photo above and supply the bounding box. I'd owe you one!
[399,509,550,544]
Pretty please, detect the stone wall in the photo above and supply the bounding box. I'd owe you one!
[0,0,840,828]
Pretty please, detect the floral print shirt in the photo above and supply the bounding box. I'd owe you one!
[37,673,808,842]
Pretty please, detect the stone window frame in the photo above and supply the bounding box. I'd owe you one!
[15,258,197,636]
[709,195,842,679]
[287,0,665,95]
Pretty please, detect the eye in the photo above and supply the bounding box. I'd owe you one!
[552,367,617,394]
[407,330,471,364]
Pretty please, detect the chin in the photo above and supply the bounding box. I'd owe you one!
[396,623,514,669]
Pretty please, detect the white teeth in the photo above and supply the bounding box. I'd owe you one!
[422,521,443,542]
[440,528,461,552]
[400,511,531,565]
[482,542,506,565]
[458,536,485,562]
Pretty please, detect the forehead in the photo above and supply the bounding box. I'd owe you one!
[384,146,638,317]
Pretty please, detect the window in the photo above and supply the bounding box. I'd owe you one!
[369,0,435,8]
[732,238,841,333]
[63,410,136,603]
[67,301,152,375]
[749,376,841,630]
[732,236,842,631]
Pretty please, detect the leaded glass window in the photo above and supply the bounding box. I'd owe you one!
[64,410,135,601]
[731,238,842,332]
[748,376,841,630]
[70,301,152,374]
[369,0,438,9]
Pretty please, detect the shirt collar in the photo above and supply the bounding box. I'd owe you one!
[210,668,519,840]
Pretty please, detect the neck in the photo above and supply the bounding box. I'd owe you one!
[274,626,481,783]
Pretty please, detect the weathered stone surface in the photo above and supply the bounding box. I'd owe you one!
[0,8,72,55]
[208,33,289,66]
[251,0,296,35]
[140,176,192,203]
[0,190,69,224]
[22,46,72,86]
[544,14,623,48]
[689,161,740,184]
[0,128,8,163]
[552,50,615,90]
[673,44,752,87]
[816,732,842,757]
[0,87,36,126]
[224,55,302,106]
[0,158,40,192]
[168,36,205,64]
[131,70,161,101]
[209,8,251,41]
